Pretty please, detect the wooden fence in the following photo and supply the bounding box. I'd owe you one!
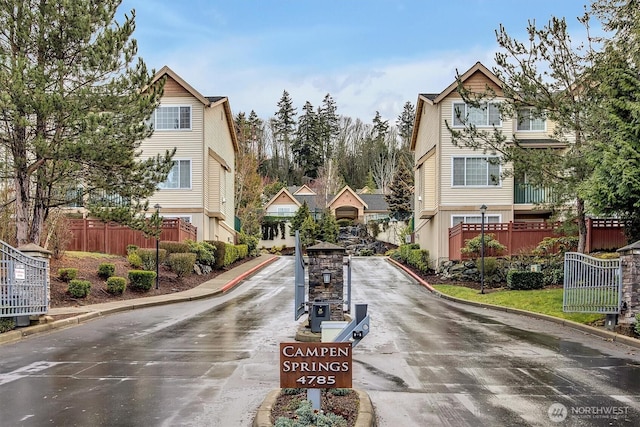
[448,218,627,260]
[67,218,197,256]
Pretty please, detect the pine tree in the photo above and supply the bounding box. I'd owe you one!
[385,157,414,221]
[317,94,339,165]
[317,208,339,243]
[290,201,311,236]
[0,0,174,245]
[396,101,415,150]
[299,215,318,247]
[292,101,322,179]
[272,90,297,183]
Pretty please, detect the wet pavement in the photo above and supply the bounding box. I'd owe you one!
[0,256,639,426]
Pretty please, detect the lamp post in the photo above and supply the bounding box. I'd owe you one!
[480,204,487,294]
[154,204,161,290]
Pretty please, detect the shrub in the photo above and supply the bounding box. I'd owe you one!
[532,236,578,258]
[238,231,259,256]
[461,233,506,258]
[186,239,216,266]
[407,248,430,272]
[329,388,351,396]
[68,279,91,298]
[475,257,498,276]
[274,400,347,427]
[160,241,190,255]
[236,244,248,259]
[58,268,78,282]
[635,314,640,336]
[337,218,353,227]
[506,270,544,290]
[137,248,167,271]
[126,244,138,255]
[367,220,381,238]
[168,253,197,278]
[359,248,374,256]
[0,318,15,333]
[128,270,157,292]
[127,252,142,269]
[224,243,239,266]
[97,263,116,279]
[106,276,126,294]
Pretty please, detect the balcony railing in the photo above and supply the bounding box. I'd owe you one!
[514,182,554,204]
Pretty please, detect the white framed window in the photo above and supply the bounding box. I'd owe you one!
[159,159,191,189]
[153,105,191,130]
[453,102,501,127]
[452,156,501,187]
[452,214,501,227]
[517,108,546,131]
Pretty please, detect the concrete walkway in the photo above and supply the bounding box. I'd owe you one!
[0,254,278,345]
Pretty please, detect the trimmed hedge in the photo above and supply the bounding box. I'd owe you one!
[58,268,78,282]
[127,252,142,269]
[137,248,167,271]
[507,270,544,290]
[210,241,226,269]
[68,279,91,298]
[106,276,127,294]
[97,263,115,279]
[393,244,429,272]
[160,241,190,255]
[128,270,157,292]
[168,253,197,278]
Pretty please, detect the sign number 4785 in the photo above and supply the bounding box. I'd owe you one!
[296,375,336,386]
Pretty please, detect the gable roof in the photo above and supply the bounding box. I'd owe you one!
[151,66,239,153]
[293,184,316,195]
[328,185,368,209]
[264,187,301,209]
[410,62,503,150]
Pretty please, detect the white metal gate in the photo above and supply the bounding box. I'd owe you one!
[0,241,49,318]
[563,252,621,313]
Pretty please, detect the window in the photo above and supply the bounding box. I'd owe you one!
[453,102,501,127]
[159,160,191,189]
[452,215,501,227]
[452,156,500,186]
[153,106,191,130]
[517,108,546,131]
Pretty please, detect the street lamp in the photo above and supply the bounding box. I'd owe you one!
[154,203,161,290]
[479,204,487,294]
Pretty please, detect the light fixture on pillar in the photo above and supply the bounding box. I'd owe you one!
[479,204,487,295]
[322,269,331,287]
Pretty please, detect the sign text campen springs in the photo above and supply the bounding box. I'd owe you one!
[279,342,352,388]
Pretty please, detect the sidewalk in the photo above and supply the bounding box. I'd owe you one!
[0,254,278,345]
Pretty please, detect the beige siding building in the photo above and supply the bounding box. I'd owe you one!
[411,62,558,265]
[142,66,238,243]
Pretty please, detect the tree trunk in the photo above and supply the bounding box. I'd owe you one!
[576,197,587,254]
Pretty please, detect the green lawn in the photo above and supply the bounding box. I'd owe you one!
[432,285,604,324]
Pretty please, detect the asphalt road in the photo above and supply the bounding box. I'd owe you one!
[0,257,639,426]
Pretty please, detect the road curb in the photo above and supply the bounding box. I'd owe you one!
[386,257,640,350]
[253,388,375,427]
[0,255,279,345]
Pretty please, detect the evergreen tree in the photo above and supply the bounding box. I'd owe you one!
[396,101,415,150]
[272,90,297,183]
[292,101,322,179]
[448,17,595,252]
[317,208,339,243]
[0,0,174,245]
[385,157,414,221]
[290,200,311,236]
[299,214,318,247]
[317,94,339,165]
[585,0,640,241]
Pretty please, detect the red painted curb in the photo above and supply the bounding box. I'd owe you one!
[387,257,437,292]
[220,256,278,293]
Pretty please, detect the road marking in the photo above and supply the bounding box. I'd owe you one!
[0,361,63,386]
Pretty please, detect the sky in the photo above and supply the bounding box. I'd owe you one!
[120,0,596,124]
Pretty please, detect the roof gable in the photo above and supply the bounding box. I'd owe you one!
[264,188,301,209]
[328,185,368,209]
[152,66,210,106]
[293,184,316,195]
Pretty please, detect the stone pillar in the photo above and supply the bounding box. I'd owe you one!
[617,241,640,326]
[307,242,346,321]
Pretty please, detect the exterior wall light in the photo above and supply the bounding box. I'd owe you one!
[322,270,331,286]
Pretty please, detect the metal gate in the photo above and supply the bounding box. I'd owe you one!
[563,252,621,313]
[0,241,49,318]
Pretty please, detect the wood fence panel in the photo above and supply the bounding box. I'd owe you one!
[449,219,627,261]
[66,219,197,256]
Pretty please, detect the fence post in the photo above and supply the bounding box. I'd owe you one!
[617,241,640,329]
[17,243,52,323]
[586,217,592,254]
